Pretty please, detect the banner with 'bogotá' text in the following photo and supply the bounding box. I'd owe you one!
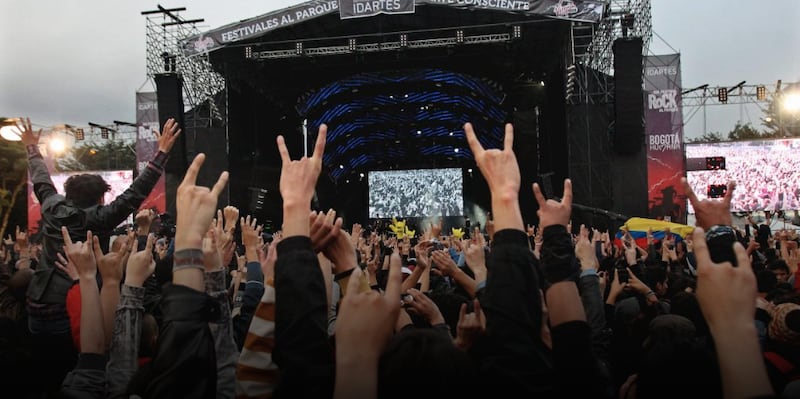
[644,54,686,224]
[136,92,166,214]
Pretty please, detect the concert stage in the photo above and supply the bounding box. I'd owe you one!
[158,1,651,232]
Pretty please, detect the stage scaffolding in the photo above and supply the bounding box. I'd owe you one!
[567,0,652,104]
[141,6,226,129]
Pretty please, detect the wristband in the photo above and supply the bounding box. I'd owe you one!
[173,249,205,271]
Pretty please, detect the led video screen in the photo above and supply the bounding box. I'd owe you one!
[686,139,800,213]
[368,168,463,218]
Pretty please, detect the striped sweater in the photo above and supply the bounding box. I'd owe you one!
[235,284,277,399]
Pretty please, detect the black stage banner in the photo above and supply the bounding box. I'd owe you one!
[340,0,416,19]
[182,0,604,56]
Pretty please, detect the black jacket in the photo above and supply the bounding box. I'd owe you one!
[26,145,167,304]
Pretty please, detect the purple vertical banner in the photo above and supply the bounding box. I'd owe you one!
[136,92,166,213]
[644,54,686,224]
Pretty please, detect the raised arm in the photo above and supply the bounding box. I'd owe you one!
[59,228,108,399]
[272,125,335,398]
[96,118,181,227]
[18,118,57,203]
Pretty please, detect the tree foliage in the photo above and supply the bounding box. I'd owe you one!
[0,140,28,236]
[56,140,136,172]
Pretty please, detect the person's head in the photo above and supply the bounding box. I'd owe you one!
[768,260,791,284]
[64,174,111,207]
[767,302,800,349]
[644,266,669,297]
[378,328,478,399]
[756,269,778,295]
[139,313,159,358]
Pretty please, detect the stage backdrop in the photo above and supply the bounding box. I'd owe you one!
[644,54,686,224]
[136,92,166,214]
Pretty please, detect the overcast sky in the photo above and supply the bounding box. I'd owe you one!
[1,0,798,140]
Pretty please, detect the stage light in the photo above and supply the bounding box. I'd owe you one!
[339,164,344,169]
[348,38,357,52]
[756,85,766,101]
[467,168,472,173]
[449,132,454,136]
[295,42,304,55]
[454,148,460,153]
[89,148,98,155]
[75,128,84,140]
[784,93,800,112]
[456,30,464,44]
[416,130,422,135]
[400,34,408,47]
[512,25,522,39]
[101,128,109,139]
[245,46,252,59]
[765,116,773,123]
[717,88,728,104]
[359,172,365,178]
[49,136,66,154]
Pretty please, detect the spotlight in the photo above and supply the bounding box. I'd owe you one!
[467,168,473,173]
[454,148,460,153]
[348,38,357,52]
[756,85,767,101]
[89,148,98,155]
[416,130,422,135]
[295,42,304,55]
[339,164,344,169]
[359,173,365,178]
[399,34,408,47]
[784,93,800,112]
[456,30,464,44]
[245,46,252,59]
[512,25,522,39]
[49,136,66,154]
[717,88,728,104]
[449,132,454,136]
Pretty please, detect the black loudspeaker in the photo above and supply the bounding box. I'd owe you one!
[612,37,644,156]
[154,73,188,217]
[154,73,188,173]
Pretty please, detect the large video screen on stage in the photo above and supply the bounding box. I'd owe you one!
[686,139,800,213]
[368,168,463,218]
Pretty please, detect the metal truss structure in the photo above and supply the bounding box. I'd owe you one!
[142,6,226,128]
[249,33,513,60]
[567,0,652,104]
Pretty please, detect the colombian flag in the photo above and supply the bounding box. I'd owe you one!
[613,217,695,248]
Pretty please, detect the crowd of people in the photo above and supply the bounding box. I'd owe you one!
[0,118,798,398]
[686,142,800,212]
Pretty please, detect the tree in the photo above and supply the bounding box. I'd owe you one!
[686,131,725,143]
[57,140,136,172]
[0,140,28,237]
[727,121,763,141]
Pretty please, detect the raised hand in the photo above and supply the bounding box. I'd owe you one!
[223,206,239,235]
[202,229,224,273]
[575,224,598,270]
[464,123,519,203]
[430,249,458,277]
[55,252,79,281]
[681,177,735,229]
[533,178,572,230]
[155,117,182,153]
[94,236,125,284]
[454,299,485,351]
[309,209,340,253]
[125,234,156,287]
[241,214,261,261]
[15,117,41,147]
[62,227,97,280]
[321,223,357,275]
[175,153,229,251]
[402,288,446,326]
[277,124,327,237]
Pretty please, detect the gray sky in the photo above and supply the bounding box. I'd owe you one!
[1,0,798,140]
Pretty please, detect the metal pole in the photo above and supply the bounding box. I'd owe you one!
[302,119,308,158]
